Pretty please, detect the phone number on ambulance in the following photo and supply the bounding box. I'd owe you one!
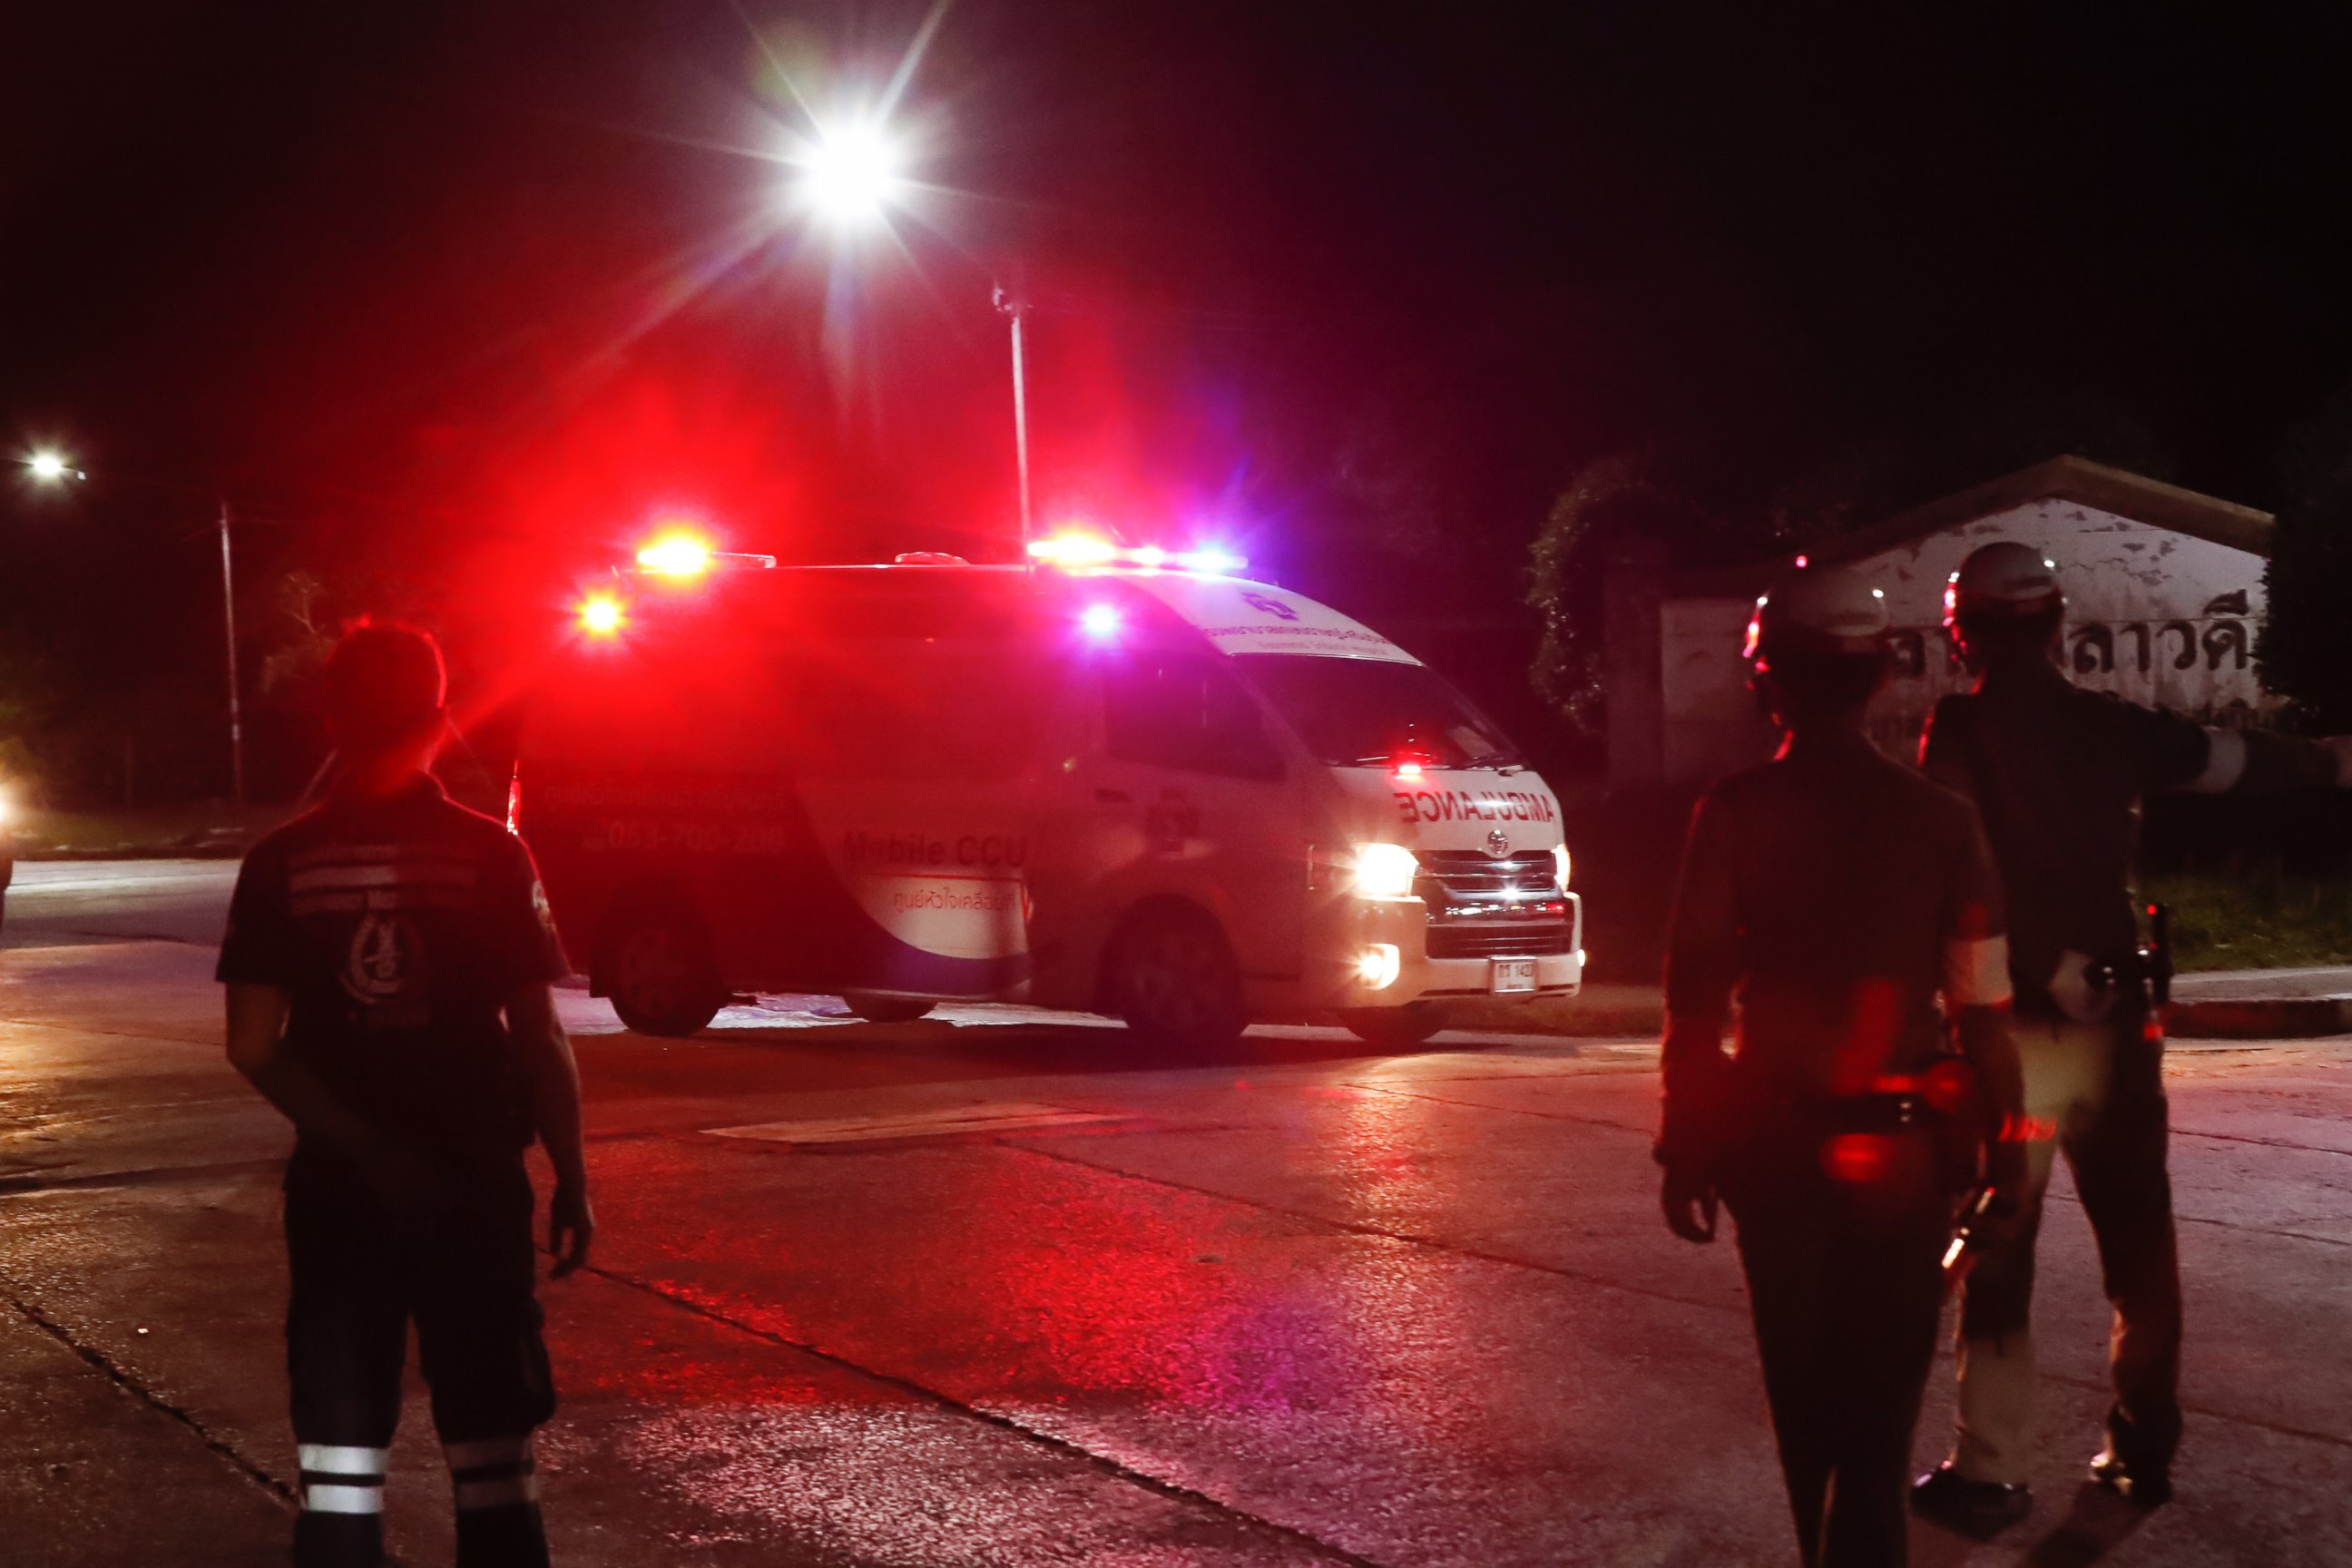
[584,819,798,855]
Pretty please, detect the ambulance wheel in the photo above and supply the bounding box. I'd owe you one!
[841,992,934,1024]
[1337,1004,1446,1048]
[603,906,724,1038]
[1105,905,1247,1055]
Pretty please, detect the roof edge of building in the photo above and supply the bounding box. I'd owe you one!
[1665,455,2275,598]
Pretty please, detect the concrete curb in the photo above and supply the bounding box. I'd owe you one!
[2167,996,2352,1040]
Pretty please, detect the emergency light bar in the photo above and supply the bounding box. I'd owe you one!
[1026,530,1245,575]
[632,528,777,577]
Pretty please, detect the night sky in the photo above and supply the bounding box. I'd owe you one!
[8,2,2352,796]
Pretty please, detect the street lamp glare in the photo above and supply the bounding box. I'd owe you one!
[804,124,903,225]
[27,451,78,483]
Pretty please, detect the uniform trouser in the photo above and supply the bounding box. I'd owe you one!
[1947,1012,2182,1485]
[1727,1134,1950,1568]
[284,1146,557,1568]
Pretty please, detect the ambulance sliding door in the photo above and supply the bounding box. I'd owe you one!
[788,579,1056,999]
[1048,640,1305,985]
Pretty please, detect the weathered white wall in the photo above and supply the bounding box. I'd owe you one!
[1649,497,2272,786]
[1660,598,1772,783]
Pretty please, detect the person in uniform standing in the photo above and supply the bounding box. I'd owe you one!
[1659,564,2028,1568]
[1911,542,2352,1532]
[220,621,593,1568]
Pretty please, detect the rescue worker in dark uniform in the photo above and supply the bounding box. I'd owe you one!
[220,621,593,1568]
[1912,542,2352,1531]
[1660,564,2028,1568]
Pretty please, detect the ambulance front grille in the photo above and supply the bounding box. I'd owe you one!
[1426,922,1575,960]
[1412,850,1559,903]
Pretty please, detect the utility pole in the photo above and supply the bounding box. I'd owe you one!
[994,282,1034,552]
[219,501,245,806]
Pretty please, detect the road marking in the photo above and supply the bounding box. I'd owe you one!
[705,1102,1123,1145]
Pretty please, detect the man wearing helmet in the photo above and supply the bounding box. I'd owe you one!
[1660,564,2026,1568]
[1912,540,2350,1532]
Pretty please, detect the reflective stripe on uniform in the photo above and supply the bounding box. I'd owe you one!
[455,1474,541,1511]
[2183,728,2248,794]
[1944,936,2014,1007]
[297,1444,388,1476]
[288,861,480,893]
[302,1483,386,1515]
[444,1435,533,1471]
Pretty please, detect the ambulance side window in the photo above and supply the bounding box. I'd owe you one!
[1102,652,1283,780]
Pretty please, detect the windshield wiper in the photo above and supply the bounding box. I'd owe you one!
[1459,750,1526,773]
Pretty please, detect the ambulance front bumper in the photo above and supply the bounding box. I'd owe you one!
[1335,891,1583,1007]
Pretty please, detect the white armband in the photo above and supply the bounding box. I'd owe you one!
[2182,728,2248,794]
[1944,935,2014,1008]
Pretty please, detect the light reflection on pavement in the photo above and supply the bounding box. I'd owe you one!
[2,936,2349,1565]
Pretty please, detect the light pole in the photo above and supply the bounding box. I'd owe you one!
[797,123,1036,554]
[217,501,245,805]
[21,453,245,805]
[993,283,1034,549]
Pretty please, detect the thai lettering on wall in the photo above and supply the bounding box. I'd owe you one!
[1656,495,2276,785]
[1857,501,2272,761]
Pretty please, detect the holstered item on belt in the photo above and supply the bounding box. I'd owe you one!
[1734,1073,1977,1192]
[1818,1054,1990,1193]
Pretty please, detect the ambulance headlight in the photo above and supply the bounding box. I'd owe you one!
[1352,843,1419,899]
[1552,844,1571,889]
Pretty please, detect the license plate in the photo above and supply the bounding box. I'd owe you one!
[1490,958,1537,994]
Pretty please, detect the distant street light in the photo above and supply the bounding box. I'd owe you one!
[800,123,905,228]
[20,453,246,804]
[789,119,1037,553]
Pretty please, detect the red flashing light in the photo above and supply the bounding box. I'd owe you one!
[637,532,713,577]
[1394,760,1425,780]
[578,593,626,637]
[1027,529,1247,574]
[1029,529,1120,567]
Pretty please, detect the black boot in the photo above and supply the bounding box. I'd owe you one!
[2090,1446,2173,1507]
[1911,1462,2034,1537]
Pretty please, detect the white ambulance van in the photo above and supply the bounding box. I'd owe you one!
[516,542,1583,1050]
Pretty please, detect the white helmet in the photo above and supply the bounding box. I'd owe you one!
[1945,541,2063,630]
[1745,563,1892,671]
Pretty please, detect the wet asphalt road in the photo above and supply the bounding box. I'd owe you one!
[1,858,239,948]
[3,867,2351,1565]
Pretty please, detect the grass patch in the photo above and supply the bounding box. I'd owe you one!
[2144,873,2352,972]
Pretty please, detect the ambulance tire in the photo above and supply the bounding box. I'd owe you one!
[841,992,935,1024]
[1337,1004,1446,1048]
[1105,904,1248,1056]
[603,902,726,1038]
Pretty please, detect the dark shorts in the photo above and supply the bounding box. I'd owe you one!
[283,1146,555,1447]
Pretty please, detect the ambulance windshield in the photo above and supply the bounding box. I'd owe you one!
[1237,654,1521,769]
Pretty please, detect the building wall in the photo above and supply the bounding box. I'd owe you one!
[1640,496,2272,788]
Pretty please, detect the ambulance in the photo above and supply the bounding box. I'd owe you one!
[514,533,1583,1050]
